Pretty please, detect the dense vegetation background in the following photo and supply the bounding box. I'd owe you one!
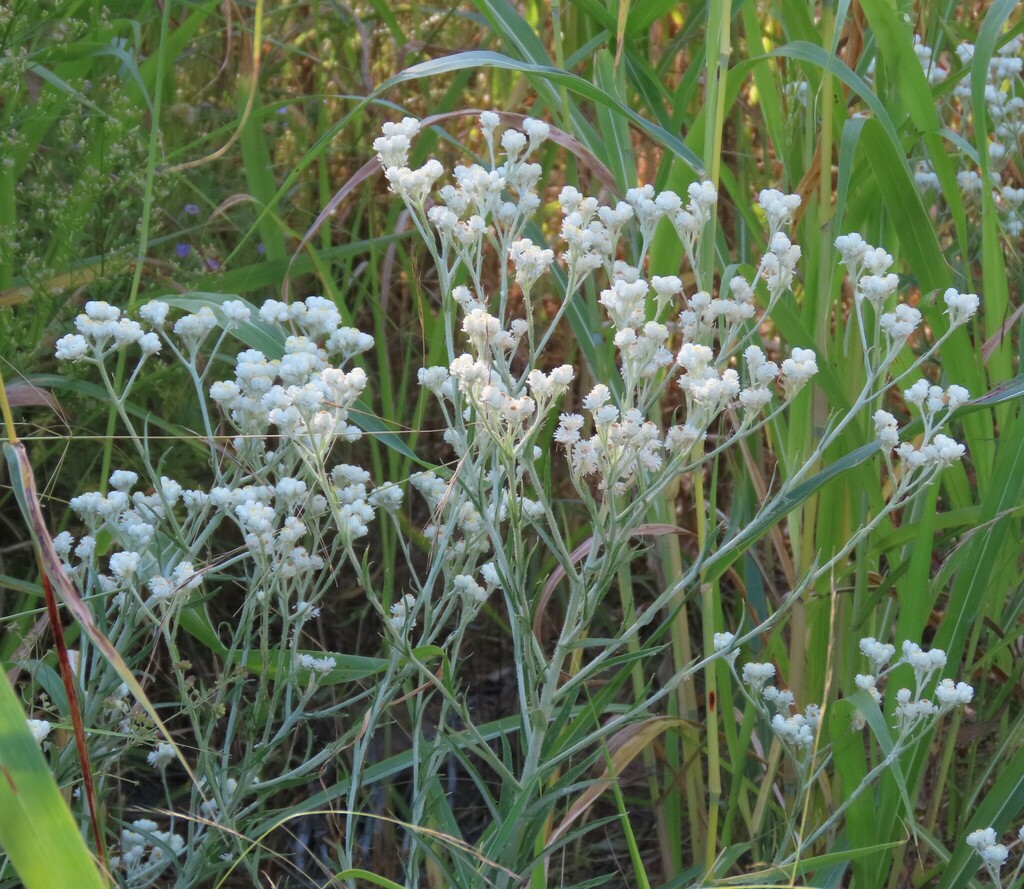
[0,1,1022,887]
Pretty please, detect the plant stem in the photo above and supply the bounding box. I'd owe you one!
[699,0,732,868]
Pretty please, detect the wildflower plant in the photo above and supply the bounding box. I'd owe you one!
[27,104,990,887]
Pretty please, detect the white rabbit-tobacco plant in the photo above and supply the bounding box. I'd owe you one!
[40,112,980,887]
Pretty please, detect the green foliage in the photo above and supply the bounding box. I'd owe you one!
[0,1,1022,888]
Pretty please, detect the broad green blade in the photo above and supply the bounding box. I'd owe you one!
[0,668,108,889]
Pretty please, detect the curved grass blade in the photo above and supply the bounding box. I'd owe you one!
[934,741,1024,889]
[176,605,389,685]
[38,568,105,867]
[0,668,109,889]
[703,440,882,585]
[4,443,203,796]
[389,51,706,176]
[24,374,208,454]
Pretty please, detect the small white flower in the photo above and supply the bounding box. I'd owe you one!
[945,385,970,411]
[935,678,974,710]
[480,562,502,590]
[480,110,500,136]
[55,333,92,362]
[780,347,818,396]
[943,288,980,326]
[771,712,815,750]
[859,637,896,672]
[368,483,404,511]
[147,742,175,770]
[967,827,999,850]
[522,117,550,145]
[453,574,489,603]
[873,410,900,450]
[52,531,75,559]
[140,301,170,326]
[109,551,141,580]
[930,434,966,468]
[762,686,795,712]
[138,332,162,355]
[388,593,418,631]
[713,632,739,665]
[582,384,611,412]
[555,413,585,446]
[27,719,52,745]
[742,662,776,690]
[221,300,251,323]
[109,470,139,492]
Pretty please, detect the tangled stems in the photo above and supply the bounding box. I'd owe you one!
[42,108,983,886]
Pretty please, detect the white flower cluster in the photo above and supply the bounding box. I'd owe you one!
[737,657,821,756]
[411,468,521,562]
[758,188,803,235]
[375,112,823,641]
[53,292,389,678]
[741,661,776,691]
[943,287,981,328]
[110,819,185,888]
[376,115,553,286]
[952,35,1024,128]
[834,233,901,312]
[147,742,175,770]
[833,233,977,364]
[388,593,418,632]
[713,631,740,663]
[27,718,52,745]
[555,385,663,493]
[966,825,1024,883]
[55,300,161,363]
[54,299,267,370]
[852,636,973,737]
[910,35,1024,234]
[770,705,821,753]
[61,472,206,608]
[872,377,969,475]
[208,296,373,456]
[723,632,974,767]
[296,653,337,674]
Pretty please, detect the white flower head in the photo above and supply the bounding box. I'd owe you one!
[943,288,980,326]
[55,334,90,362]
[147,742,175,770]
[859,637,896,673]
[742,661,776,691]
[27,719,52,745]
[713,632,739,664]
[780,347,818,397]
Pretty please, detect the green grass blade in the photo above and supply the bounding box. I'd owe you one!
[934,742,1024,889]
[0,668,108,889]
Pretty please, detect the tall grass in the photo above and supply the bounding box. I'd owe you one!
[1,1,1022,888]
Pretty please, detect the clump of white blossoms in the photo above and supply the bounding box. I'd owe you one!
[43,106,989,884]
[847,636,974,737]
[909,33,1024,234]
[716,630,975,865]
[54,294,389,644]
[26,718,52,745]
[371,111,829,643]
[965,825,1024,886]
[110,819,186,889]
